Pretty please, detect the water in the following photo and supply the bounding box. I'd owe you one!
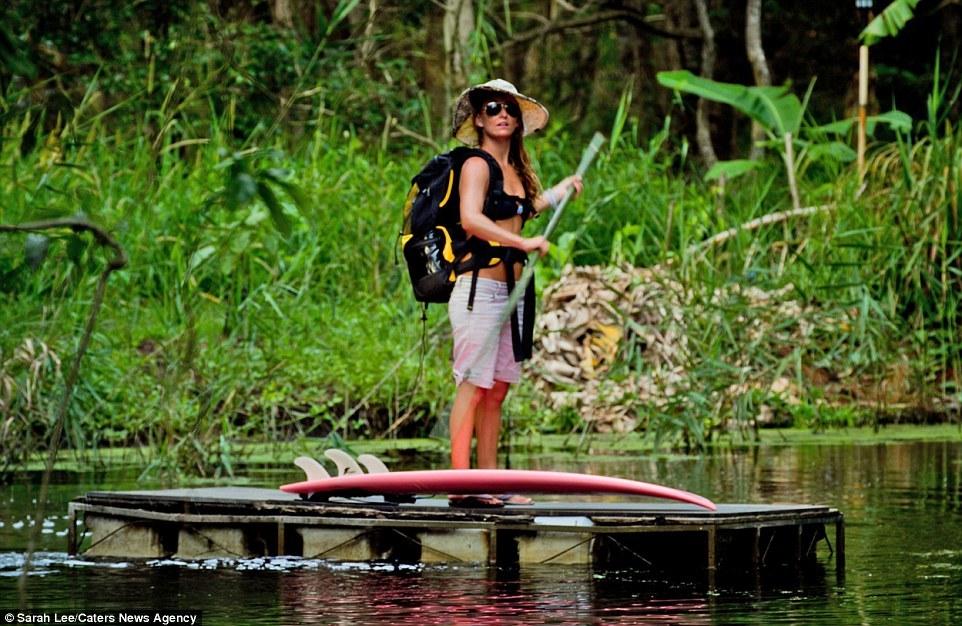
[1,439,961,625]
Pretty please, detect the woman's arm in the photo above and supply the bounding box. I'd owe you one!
[460,157,549,254]
[532,174,584,215]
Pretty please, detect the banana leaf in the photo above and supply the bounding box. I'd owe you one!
[657,70,802,136]
[860,0,920,46]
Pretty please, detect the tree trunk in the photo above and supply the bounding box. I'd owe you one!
[693,0,718,169]
[270,0,295,29]
[422,8,448,139]
[663,1,696,70]
[745,0,771,159]
[444,0,476,96]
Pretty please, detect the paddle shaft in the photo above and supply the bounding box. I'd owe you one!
[462,132,606,381]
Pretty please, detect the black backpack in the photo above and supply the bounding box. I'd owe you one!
[400,147,502,303]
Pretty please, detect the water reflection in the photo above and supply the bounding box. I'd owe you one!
[0,438,960,624]
[276,563,715,625]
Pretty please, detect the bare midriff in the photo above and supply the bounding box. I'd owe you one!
[460,214,525,281]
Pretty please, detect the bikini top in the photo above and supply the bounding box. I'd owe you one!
[483,189,535,222]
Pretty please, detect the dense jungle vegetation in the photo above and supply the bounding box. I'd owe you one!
[0,0,960,478]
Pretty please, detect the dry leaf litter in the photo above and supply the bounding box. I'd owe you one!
[525,265,860,433]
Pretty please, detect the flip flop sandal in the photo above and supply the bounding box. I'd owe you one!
[496,494,534,505]
[448,494,504,508]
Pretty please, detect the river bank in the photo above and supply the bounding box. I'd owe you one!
[10,424,960,479]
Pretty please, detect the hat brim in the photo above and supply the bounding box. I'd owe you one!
[452,85,549,146]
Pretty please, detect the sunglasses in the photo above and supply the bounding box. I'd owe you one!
[483,101,521,118]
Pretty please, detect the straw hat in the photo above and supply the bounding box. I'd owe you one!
[451,78,549,145]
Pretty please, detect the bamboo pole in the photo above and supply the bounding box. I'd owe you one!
[857,44,869,183]
[783,132,801,212]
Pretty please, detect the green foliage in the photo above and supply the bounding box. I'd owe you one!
[860,0,921,46]
[705,159,762,181]
[861,124,962,376]
[657,70,916,212]
[512,64,960,450]
[657,70,803,136]
[0,6,959,472]
[0,21,35,80]
[0,0,425,148]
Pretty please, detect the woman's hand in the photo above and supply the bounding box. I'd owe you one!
[521,235,550,256]
[559,174,584,199]
[538,175,585,213]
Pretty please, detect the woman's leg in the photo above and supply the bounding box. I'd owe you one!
[475,381,510,469]
[449,381,483,469]
[448,382,504,506]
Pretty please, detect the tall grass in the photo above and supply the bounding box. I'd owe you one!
[516,77,961,448]
[0,90,452,477]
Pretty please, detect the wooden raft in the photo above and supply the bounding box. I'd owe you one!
[68,487,844,584]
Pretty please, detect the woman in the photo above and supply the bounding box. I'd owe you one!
[447,79,582,506]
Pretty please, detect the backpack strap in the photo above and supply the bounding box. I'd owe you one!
[467,268,480,311]
[448,147,504,216]
[472,149,505,215]
[501,249,535,361]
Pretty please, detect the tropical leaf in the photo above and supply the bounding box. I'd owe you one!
[656,70,802,135]
[860,0,920,46]
[868,110,913,135]
[812,119,857,136]
[704,159,762,181]
[807,141,857,163]
[261,168,309,214]
[811,110,914,137]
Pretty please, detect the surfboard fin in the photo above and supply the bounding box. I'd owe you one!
[359,453,411,502]
[324,448,364,476]
[294,455,331,482]
[357,453,390,474]
[295,450,411,504]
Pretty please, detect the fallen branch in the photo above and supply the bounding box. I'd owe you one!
[1,216,126,598]
[0,217,127,267]
[389,118,442,152]
[687,204,833,256]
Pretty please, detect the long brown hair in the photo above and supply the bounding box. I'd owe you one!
[470,91,541,200]
[508,129,541,200]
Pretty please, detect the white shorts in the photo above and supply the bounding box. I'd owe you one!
[448,276,524,389]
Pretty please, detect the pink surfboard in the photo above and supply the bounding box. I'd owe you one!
[280,469,716,510]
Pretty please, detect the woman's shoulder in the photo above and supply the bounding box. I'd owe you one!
[460,155,493,180]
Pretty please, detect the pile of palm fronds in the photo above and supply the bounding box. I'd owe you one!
[527,264,862,433]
